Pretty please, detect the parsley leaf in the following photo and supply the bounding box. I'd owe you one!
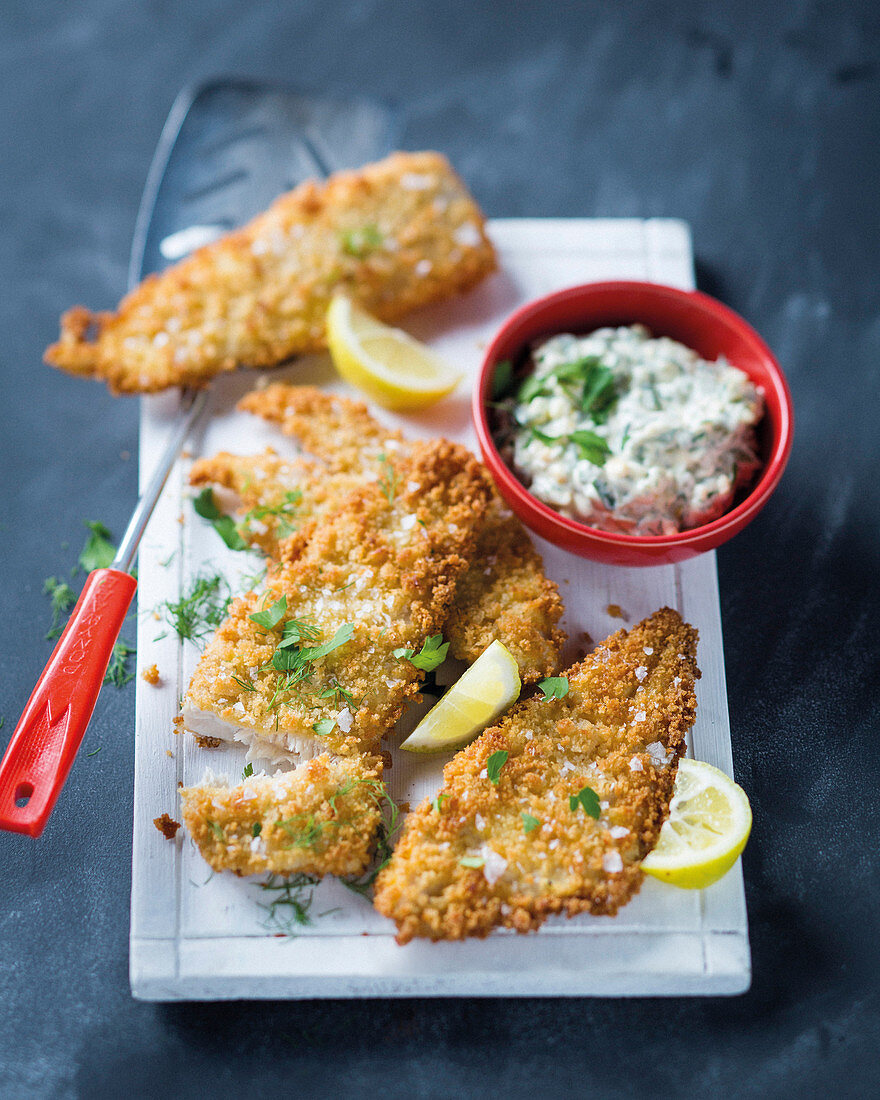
[538,675,569,699]
[312,718,336,737]
[193,488,248,551]
[242,763,254,780]
[396,634,448,672]
[207,820,225,841]
[459,856,485,868]
[302,623,354,662]
[569,785,601,819]
[521,812,540,834]
[486,749,509,786]
[252,822,262,838]
[249,595,288,630]
[431,793,449,814]
[568,429,611,467]
[491,359,513,400]
[78,521,116,572]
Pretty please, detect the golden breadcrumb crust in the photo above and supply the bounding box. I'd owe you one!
[181,753,386,876]
[189,448,363,556]
[237,384,565,680]
[45,152,496,394]
[372,608,699,944]
[185,438,491,758]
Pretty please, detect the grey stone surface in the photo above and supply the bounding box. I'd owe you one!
[1,1,878,1096]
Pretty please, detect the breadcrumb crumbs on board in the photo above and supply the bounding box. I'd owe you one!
[193,733,223,749]
[153,813,181,840]
[606,604,628,620]
[141,663,161,685]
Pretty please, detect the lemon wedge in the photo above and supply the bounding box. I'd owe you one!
[400,641,521,753]
[326,295,462,410]
[641,758,752,889]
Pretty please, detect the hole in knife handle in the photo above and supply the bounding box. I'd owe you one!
[14,782,33,809]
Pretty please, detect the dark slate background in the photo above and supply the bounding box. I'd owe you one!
[2,1,878,1096]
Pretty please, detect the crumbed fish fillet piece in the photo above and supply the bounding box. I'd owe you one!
[189,448,363,557]
[373,608,699,944]
[181,753,387,877]
[45,151,497,394]
[183,439,491,761]
[238,384,565,680]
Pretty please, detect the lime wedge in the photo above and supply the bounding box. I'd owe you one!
[400,641,521,753]
[326,295,462,410]
[641,758,752,889]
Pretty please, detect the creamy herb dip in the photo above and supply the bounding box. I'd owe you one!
[498,325,763,535]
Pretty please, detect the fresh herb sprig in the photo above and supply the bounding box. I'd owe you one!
[377,453,399,503]
[538,676,569,699]
[340,224,383,257]
[486,749,509,786]
[157,573,232,644]
[193,488,248,551]
[569,785,601,819]
[394,634,448,672]
[43,576,75,640]
[78,521,117,572]
[256,873,320,934]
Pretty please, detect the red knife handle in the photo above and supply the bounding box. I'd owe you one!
[0,568,137,837]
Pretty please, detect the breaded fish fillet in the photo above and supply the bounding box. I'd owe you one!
[189,448,363,557]
[372,608,699,944]
[180,753,387,877]
[45,151,497,394]
[183,439,491,762]
[237,384,565,680]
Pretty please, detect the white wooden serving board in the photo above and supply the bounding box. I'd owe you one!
[130,218,751,999]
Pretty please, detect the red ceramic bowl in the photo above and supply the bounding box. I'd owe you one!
[473,281,794,566]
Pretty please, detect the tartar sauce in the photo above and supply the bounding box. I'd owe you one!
[499,325,763,535]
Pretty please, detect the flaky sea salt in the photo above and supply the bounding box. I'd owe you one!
[635,665,648,682]
[646,741,672,766]
[603,851,624,874]
[336,707,353,732]
[480,845,508,885]
[609,826,630,839]
[629,756,644,772]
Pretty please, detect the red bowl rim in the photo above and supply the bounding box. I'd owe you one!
[472,280,794,552]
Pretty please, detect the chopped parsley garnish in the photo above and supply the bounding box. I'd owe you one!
[207,820,225,841]
[394,634,449,672]
[568,429,612,466]
[569,785,601,819]
[431,793,449,814]
[459,856,485,868]
[157,573,232,644]
[538,675,569,699]
[340,224,383,257]
[193,488,248,551]
[312,718,336,737]
[377,453,399,503]
[521,812,540,834]
[252,822,262,838]
[257,617,354,710]
[486,749,509,786]
[43,576,76,640]
[249,594,288,630]
[579,362,618,423]
[103,639,135,687]
[242,762,254,780]
[78,521,116,572]
[491,359,513,400]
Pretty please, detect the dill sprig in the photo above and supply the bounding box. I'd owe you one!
[343,780,402,899]
[104,639,136,687]
[256,873,320,934]
[377,453,399,503]
[43,576,76,640]
[157,573,232,644]
[240,491,302,541]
